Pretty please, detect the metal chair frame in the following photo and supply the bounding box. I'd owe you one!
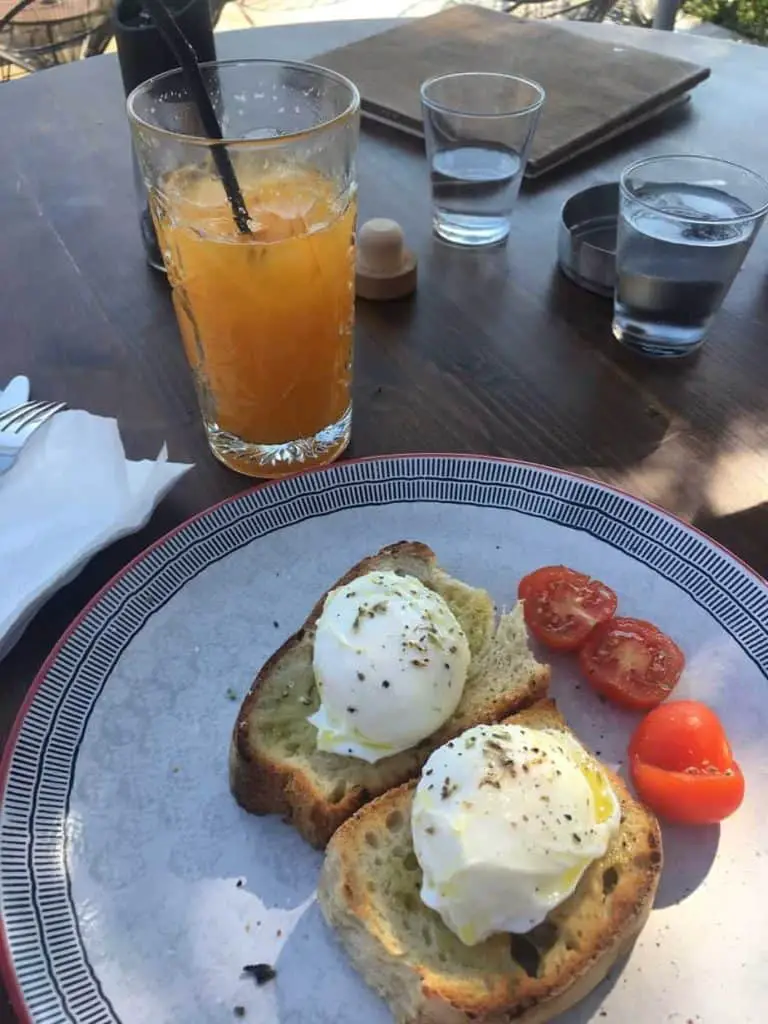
[0,0,113,77]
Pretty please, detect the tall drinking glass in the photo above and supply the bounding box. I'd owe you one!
[420,72,545,247]
[614,155,768,358]
[128,60,359,477]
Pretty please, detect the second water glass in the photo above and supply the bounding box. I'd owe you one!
[420,72,545,247]
[614,154,768,358]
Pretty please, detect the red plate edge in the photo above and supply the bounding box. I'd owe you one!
[1,450,765,1023]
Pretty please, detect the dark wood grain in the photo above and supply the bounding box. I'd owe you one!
[1,20,768,1020]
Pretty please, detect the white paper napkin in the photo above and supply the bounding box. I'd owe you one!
[0,410,193,660]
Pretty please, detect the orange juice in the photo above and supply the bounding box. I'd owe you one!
[155,161,356,476]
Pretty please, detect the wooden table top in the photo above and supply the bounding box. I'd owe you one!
[1,19,768,1016]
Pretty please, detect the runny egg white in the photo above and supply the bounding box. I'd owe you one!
[411,723,621,944]
[308,570,471,762]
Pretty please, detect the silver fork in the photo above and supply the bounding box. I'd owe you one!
[0,402,68,476]
[0,400,67,435]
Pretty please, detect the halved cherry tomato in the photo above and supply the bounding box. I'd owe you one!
[630,759,745,825]
[578,617,684,709]
[629,700,733,773]
[517,566,618,651]
[629,701,745,824]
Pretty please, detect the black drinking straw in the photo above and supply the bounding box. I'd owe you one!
[141,0,251,235]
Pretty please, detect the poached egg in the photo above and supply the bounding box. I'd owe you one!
[411,723,621,944]
[308,570,470,762]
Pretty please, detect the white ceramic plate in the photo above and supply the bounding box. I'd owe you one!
[2,455,767,1024]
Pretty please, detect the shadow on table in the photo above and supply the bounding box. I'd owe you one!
[542,262,768,523]
[694,501,768,579]
[545,268,700,371]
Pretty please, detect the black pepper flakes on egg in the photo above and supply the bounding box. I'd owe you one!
[480,776,501,790]
[440,777,459,800]
[242,964,276,986]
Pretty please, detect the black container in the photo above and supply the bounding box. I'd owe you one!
[114,0,216,271]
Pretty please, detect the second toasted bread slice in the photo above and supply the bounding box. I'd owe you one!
[318,699,663,1024]
[230,541,549,848]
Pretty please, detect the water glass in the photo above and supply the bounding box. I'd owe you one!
[420,72,545,247]
[614,154,768,358]
[128,60,359,478]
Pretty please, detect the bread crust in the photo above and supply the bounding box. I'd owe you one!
[229,541,549,848]
[318,700,663,1024]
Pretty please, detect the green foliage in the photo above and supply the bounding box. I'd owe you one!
[683,0,768,41]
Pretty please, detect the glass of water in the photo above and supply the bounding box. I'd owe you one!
[614,154,768,358]
[421,72,545,247]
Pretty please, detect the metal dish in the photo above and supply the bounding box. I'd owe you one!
[558,182,619,298]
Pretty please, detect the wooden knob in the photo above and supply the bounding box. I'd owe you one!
[356,218,417,301]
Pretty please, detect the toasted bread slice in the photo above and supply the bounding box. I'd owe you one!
[230,541,550,848]
[318,700,662,1024]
